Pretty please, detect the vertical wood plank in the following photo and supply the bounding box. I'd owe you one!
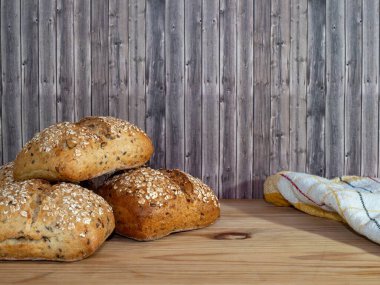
[109,0,128,120]
[325,0,345,178]
[202,0,219,194]
[236,0,253,198]
[91,0,109,116]
[21,0,39,143]
[0,2,2,164]
[253,0,271,198]
[1,0,21,162]
[289,0,307,172]
[74,0,91,120]
[39,0,57,130]
[184,0,202,178]
[306,0,326,176]
[128,0,146,130]
[270,0,290,174]
[220,0,237,198]
[146,0,165,168]
[345,0,362,175]
[344,0,363,175]
[362,0,379,177]
[57,0,74,122]
[165,0,184,169]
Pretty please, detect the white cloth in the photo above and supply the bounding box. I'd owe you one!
[264,171,380,245]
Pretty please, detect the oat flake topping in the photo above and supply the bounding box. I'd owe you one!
[23,116,146,155]
[0,170,113,232]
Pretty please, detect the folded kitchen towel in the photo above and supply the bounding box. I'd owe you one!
[264,171,380,244]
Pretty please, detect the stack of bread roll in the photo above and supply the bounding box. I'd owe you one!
[0,117,220,261]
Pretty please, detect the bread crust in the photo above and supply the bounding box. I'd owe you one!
[0,163,115,261]
[97,167,220,241]
[13,116,154,182]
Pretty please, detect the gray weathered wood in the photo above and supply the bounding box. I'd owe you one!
[57,0,74,122]
[362,0,379,177]
[253,0,271,198]
[4,0,380,197]
[202,0,219,194]
[1,0,21,162]
[344,0,362,175]
[270,0,290,175]
[0,1,2,164]
[306,0,326,176]
[236,0,253,198]
[21,0,39,143]
[165,0,184,169]
[109,0,128,120]
[220,0,237,199]
[74,0,91,120]
[128,0,146,130]
[325,0,344,178]
[146,0,166,168]
[39,0,57,130]
[91,0,109,116]
[289,0,307,172]
[184,0,202,179]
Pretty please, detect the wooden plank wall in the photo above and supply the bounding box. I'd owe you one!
[0,0,377,198]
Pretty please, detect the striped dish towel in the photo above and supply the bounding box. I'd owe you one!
[264,171,380,244]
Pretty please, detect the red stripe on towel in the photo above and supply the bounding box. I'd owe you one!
[368,177,380,184]
[279,173,325,207]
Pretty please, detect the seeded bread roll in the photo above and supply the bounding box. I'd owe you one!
[0,163,115,261]
[14,116,154,182]
[97,167,220,241]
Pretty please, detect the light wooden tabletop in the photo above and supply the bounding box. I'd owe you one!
[1,200,380,284]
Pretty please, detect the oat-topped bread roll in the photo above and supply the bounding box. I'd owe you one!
[14,116,154,182]
[0,164,115,261]
[0,162,15,187]
[97,167,220,241]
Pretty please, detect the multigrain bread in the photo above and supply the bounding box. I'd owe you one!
[0,163,115,261]
[14,116,154,182]
[97,167,220,241]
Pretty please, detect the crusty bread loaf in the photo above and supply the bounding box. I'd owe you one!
[14,116,154,182]
[0,163,115,261]
[0,162,15,187]
[97,167,220,241]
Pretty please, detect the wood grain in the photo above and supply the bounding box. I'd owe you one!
[202,0,219,194]
[306,0,326,177]
[184,0,202,179]
[146,0,166,168]
[109,0,128,120]
[325,0,344,178]
[39,0,57,130]
[253,0,271,198]
[270,0,290,174]
[2,200,380,285]
[219,0,236,199]
[345,0,362,175]
[3,1,380,196]
[21,0,39,144]
[1,0,22,162]
[289,0,307,172]
[0,0,2,164]
[128,0,146,130]
[362,0,379,177]
[91,0,109,116]
[74,0,91,120]
[165,0,185,170]
[57,0,74,122]
[236,0,253,198]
